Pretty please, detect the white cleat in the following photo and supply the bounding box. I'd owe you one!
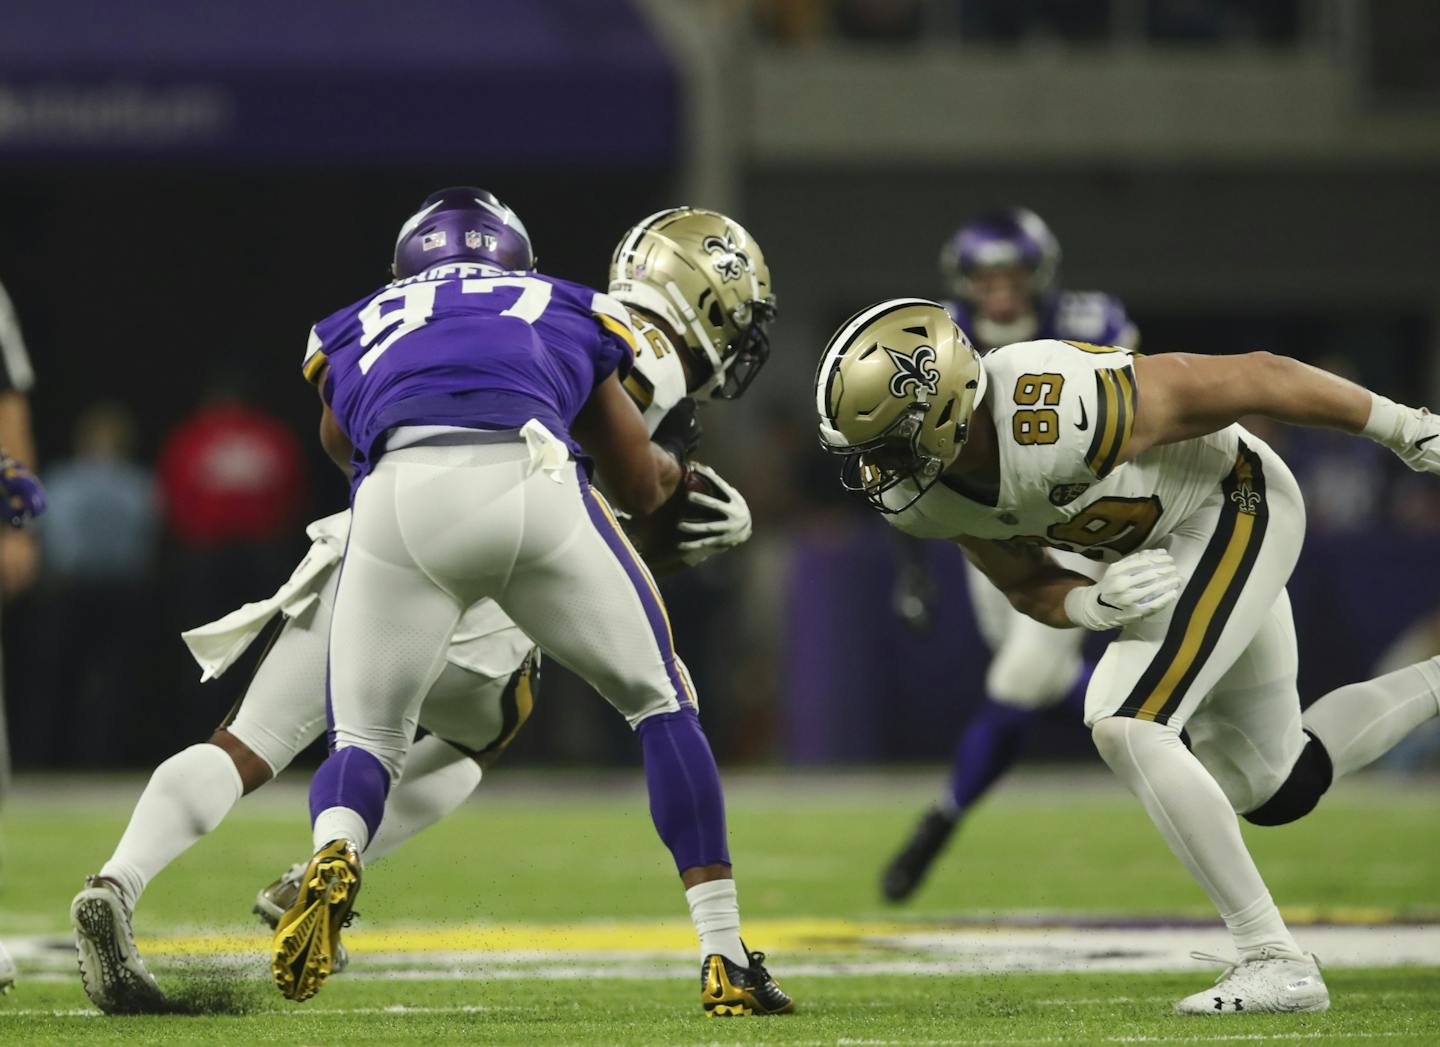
[254,861,307,929]
[1175,949,1330,1015]
[70,876,167,1014]
[0,940,17,994]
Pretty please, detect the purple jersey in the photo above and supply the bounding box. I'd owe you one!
[945,290,1135,352]
[302,264,638,488]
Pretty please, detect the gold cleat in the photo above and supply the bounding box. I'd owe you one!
[270,839,361,1002]
[701,947,795,1017]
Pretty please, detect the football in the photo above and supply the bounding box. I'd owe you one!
[624,466,727,574]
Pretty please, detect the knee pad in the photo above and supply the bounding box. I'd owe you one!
[1242,731,1333,827]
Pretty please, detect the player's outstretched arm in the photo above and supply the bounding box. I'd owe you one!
[1125,351,1440,473]
[574,373,683,516]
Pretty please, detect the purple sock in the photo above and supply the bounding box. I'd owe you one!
[636,708,731,873]
[946,660,1095,815]
[946,699,1039,814]
[309,747,391,842]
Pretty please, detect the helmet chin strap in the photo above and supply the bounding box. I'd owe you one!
[973,313,1038,350]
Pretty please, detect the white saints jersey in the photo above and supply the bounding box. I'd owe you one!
[621,308,689,435]
[884,339,1244,562]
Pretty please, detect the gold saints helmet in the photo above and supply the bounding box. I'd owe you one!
[815,298,987,512]
[609,207,777,399]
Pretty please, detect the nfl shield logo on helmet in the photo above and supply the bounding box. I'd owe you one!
[422,231,447,252]
[465,229,498,251]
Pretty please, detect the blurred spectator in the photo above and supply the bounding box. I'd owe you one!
[158,382,307,550]
[1146,0,1300,45]
[754,0,828,44]
[156,378,309,746]
[836,0,925,41]
[41,403,158,583]
[961,0,1112,43]
[24,404,159,764]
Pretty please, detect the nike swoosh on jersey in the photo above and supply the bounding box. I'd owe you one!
[1076,398,1089,431]
[1415,433,1437,450]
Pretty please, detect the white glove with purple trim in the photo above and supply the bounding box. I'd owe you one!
[1363,393,1440,475]
[676,463,752,567]
[1064,548,1182,631]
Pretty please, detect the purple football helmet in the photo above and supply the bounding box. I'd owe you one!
[393,187,535,279]
[938,207,1061,301]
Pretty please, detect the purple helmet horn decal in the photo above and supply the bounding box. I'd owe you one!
[393,187,535,279]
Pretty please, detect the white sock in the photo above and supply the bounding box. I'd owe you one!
[686,879,747,966]
[99,743,244,910]
[1302,656,1440,778]
[363,735,482,864]
[312,806,370,855]
[1092,717,1303,961]
[1224,892,1300,960]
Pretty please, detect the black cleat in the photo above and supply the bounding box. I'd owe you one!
[881,806,957,903]
[701,946,794,1016]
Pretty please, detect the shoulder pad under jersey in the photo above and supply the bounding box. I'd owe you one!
[986,338,1139,483]
[1049,291,1137,349]
[619,309,688,435]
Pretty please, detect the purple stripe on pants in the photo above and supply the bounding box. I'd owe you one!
[576,467,693,710]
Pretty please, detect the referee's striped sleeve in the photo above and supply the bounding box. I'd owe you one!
[0,279,36,393]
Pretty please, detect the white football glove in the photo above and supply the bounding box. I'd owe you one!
[1362,394,1440,475]
[676,463,752,567]
[1064,548,1183,631]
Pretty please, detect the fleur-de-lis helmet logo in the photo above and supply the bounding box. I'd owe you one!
[884,344,941,399]
[702,231,751,283]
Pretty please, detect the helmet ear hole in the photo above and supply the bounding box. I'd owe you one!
[936,399,954,427]
[707,300,725,329]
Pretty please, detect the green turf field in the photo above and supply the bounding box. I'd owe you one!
[2,769,1437,1044]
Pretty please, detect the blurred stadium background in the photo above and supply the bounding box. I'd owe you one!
[0,0,1438,1038]
[3,0,1440,772]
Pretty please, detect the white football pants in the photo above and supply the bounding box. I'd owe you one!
[1086,435,1309,814]
[328,437,692,779]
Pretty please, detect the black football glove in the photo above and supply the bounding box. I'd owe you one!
[652,397,702,463]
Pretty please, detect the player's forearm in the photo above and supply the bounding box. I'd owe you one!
[609,445,679,518]
[1131,352,1372,455]
[1242,353,1372,434]
[650,443,683,505]
[1006,571,1092,629]
[0,392,37,469]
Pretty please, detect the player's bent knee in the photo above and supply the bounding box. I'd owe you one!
[208,730,275,795]
[1090,715,1183,772]
[1242,731,1333,827]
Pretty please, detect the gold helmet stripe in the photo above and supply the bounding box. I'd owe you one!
[815,297,946,447]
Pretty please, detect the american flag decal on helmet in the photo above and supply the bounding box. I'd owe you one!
[422,231,447,251]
